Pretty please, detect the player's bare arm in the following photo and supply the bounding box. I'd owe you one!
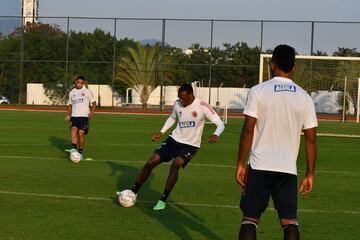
[299,127,317,196]
[151,132,163,142]
[64,105,72,122]
[88,101,96,119]
[208,134,219,143]
[153,116,176,142]
[236,115,257,187]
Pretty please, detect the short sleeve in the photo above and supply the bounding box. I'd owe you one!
[87,89,96,103]
[68,92,72,105]
[303,97,318,129]
[243,87,258,118]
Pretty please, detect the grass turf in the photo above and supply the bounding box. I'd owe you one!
[0,110,359,239]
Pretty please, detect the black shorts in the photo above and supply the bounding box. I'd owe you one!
[154,137,198,167]
[240,165,298,220]
[70,117,90,135]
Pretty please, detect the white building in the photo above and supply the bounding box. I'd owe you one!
[22,0,39,26]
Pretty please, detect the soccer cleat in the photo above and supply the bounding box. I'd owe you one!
[153,200,166,211]
[67,148,78,154]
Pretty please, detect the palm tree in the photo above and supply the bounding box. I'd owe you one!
[116,43,171,109]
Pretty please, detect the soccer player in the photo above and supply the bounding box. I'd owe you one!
[64,76,96,159]
[236,45,318,240]
[127,83,225,210]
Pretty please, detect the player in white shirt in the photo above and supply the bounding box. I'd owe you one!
[236,45,317,240]
[64,76,96,159]
[124,83,225,210]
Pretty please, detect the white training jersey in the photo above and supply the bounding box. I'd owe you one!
[68,86,96,117]
[165,98,223,148]
[244,76,318,175]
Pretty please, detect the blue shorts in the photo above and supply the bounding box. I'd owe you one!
[154,137,198,167]
[240,165,298,220]
[70,117,90,135]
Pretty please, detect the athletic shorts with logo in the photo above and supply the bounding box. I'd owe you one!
[240,165,298,219]
[154,137,198,167]
[70,117,90,135]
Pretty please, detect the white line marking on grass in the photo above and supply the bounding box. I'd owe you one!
[0,190,359,215]
[0,155,359,175]
[0,143,151,146]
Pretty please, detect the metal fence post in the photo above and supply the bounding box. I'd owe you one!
[208,19,214,105]
[310,21,315,55]
[160,19,166,111]
[112,18,117,107]
[260,21,264,53]
[18,16,24,104]
[65,17,70,96]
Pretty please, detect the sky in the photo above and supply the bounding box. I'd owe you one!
[2,0,360,54]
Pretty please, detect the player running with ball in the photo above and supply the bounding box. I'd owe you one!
[120,83,225,210]
[64,75,96,161]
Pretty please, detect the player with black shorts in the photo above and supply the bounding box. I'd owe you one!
[236,45,318,240]
[64,76,96,159]
[121,83,225,210]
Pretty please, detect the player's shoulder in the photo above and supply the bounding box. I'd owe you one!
[199,99,216,114]
[174,99,181,107]
[292,83,311,99]
[83,86,92,92]
[247,81,266,96]
[69,87,76,94]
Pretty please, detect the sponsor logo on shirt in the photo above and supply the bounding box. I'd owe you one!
[274,85,296,92]
[179,121,196,128]
[73,98,84,104]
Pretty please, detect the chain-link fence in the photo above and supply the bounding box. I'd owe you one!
[1,16,360,106]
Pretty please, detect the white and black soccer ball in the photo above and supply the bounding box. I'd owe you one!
[118,190,136,208]
[69,151,82,163]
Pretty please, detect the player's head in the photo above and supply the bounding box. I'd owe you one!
[178,83,194,107]
[271,45,296,74]
[74,75,86,89]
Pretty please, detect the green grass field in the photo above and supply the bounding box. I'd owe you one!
[0,110,359,240]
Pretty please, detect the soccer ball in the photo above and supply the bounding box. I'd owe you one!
[70,151,82,163]
[118,190,136,208]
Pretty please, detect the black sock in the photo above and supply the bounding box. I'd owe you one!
[72,143,77,149]
[238,220,257,240]
[283,224,299,240]
[160,189,171,202]
[78,149,83,154]
[131,181,142,194]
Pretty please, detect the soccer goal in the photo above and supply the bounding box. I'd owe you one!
[215,105,228,124]
[260,54,360,124]
[203,105,228,124]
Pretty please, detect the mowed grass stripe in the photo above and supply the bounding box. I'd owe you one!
[0,190,359,215]
[0,155,359,175]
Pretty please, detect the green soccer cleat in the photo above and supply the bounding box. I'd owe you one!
[66,148,78,154]
[153,200,166,211]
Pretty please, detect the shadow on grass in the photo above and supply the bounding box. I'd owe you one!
[106,161,222,240]
[49,136,69,156]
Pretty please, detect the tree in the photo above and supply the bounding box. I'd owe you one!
[313,50,328,56]
[116,43,171,108]
[0,32,21,102]
[333,47,360,57]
